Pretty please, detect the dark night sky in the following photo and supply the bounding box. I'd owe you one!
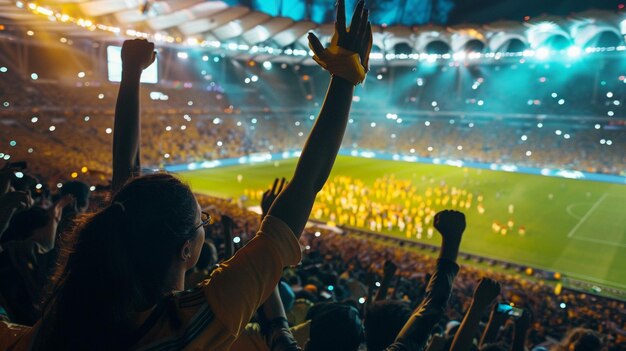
[223,0,624,26]
[447,0,623,25]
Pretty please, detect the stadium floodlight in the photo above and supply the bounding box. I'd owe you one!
[566,46,581,58]
[536,48,549,60]
[177,52,188,59]
[453,52,466,61]
[537,22,556,32]
[262,61,272,70]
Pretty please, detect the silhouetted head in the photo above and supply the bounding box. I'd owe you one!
[364,300,413,351]
[304,302,363,351]
[35,173,205,350]
[558,328,603,351]
[60,180,91,213]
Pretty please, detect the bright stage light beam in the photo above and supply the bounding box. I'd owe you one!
[566,46,581,58]
[536,48,549,60]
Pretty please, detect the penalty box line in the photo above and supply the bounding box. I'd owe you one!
[567,193,608,239]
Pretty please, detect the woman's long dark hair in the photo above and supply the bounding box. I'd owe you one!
[33,173,198,350]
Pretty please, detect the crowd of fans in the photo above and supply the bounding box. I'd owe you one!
[2,167,625,350]
[0,2,625,350]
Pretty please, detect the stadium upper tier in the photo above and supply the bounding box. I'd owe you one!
[0,1,624,64]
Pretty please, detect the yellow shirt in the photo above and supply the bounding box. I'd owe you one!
[0,215,302,351]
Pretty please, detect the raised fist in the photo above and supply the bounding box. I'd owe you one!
[121,39,156,71]
[473,278,501,307]
[434,210,466,239]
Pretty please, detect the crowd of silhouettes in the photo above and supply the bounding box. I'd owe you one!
[0,1,623,350]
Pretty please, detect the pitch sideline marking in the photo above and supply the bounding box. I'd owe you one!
[567,193,608,238]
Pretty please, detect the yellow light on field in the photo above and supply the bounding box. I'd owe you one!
[81,166,88,173]
[71,172,78,178]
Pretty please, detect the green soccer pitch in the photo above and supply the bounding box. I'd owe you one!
[177,155,626,290]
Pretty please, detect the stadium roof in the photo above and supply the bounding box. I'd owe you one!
[0,0,625,65]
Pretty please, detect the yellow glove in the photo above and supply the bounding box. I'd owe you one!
[308,30,370,85]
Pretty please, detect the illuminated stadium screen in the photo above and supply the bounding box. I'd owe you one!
[107,45,158,84]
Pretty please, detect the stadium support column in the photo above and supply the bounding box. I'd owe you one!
[161,49,174,81]
[17,37,28,77]
[94,41,104,80]
[591,59,604,104]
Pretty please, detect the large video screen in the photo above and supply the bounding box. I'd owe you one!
[107,45,158,84]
